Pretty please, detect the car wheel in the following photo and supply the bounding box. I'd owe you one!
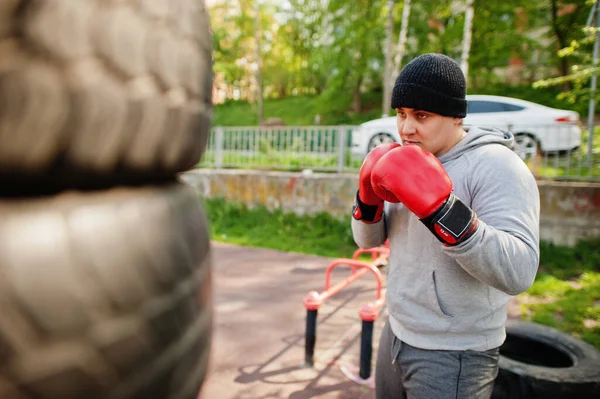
[0,0,212,188]
[514,134,541,161]
[0,183,212,399]
[492,320,600,399]
[368,133,396,153]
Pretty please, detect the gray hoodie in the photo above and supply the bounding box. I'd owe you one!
[351,127,540,351]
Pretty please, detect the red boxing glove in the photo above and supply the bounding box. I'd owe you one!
[353,142,400,223]
[371,145,478,245]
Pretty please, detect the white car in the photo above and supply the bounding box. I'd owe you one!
[351,95,582,160]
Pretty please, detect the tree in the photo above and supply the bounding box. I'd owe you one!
[210,0,258,101]
[399,0,465,63]
[467,0,540,88]
[384,0,412,117]
[460,0,474,81]
[535,1,599,161]
[275,0,329,96]
[383,0,395,116]
[317,0,386,117]
[537,0,592,90]
[391,0,412,80]
[208,0,593,120]
[534,19,599,105]
[254,0,263,124]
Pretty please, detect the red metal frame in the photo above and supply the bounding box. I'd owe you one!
[302,242,390,384]
[303,242,389,320]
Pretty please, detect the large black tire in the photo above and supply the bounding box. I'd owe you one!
[492,320,600,399]
[0,183,212,399]
[0,0,212,191]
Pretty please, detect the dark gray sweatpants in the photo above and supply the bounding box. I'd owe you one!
[375,322,500,399]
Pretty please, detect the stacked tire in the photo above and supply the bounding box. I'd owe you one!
[0,2,213,399]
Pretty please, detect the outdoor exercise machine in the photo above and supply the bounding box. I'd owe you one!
[302,242,389,384]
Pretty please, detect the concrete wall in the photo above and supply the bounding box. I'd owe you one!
[537,181,600,246]
[181,169,600,247]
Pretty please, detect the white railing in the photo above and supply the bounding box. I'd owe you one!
[200,126,358,173]
[198,125,600,181]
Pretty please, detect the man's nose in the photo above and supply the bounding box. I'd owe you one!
[401,118,417,135]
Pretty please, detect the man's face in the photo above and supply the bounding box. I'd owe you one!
[395,108,462,156]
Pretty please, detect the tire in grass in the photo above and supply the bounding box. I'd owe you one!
[0,0,212,190]
[492,319,600,399]
[0,182,212,399]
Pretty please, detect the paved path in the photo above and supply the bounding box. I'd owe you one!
[199,242,522,399]
[199,242,386,399]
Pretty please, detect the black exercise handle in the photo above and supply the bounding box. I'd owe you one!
[359,320,374,379]
[305,309,318,366]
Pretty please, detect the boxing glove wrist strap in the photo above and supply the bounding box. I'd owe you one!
[352,191,383,223]
[420,193,478,246]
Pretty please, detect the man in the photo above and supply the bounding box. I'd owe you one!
[351,53,540,398]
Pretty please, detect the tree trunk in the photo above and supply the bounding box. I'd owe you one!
[254,0,263,124]
[560,57,569,80]
[391,0,412,81]
[460,0,474,84]
[382,0,394,117]
[550,0,570,92]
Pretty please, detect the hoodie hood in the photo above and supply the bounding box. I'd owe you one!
[438,126,515,164]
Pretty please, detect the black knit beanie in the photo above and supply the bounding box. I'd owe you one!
[391,53,467,118]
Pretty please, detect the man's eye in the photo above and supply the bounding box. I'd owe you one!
[417,113,428,119]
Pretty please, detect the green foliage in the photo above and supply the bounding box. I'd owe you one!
[314,0,387,114]
[209,0,595,115]
[405,0,466,59]
[468,0,534,72]
[274,0,329,95]
[203,197,357,258]
[534,1,598,107]
[210,0,257,84]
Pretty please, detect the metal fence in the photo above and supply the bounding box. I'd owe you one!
[199,126,359,172]
[198,125,600,181]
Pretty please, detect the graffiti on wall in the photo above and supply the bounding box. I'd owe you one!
[573,190,600,212]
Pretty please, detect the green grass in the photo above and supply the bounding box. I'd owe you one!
[204,198,358,257]
[214,96,319,126]
[522,273,600,349]
[537,238,600,279]
[203,197,600,350]
[200,151,363,171]
[520,238,600,349]
[214,92,395,127]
